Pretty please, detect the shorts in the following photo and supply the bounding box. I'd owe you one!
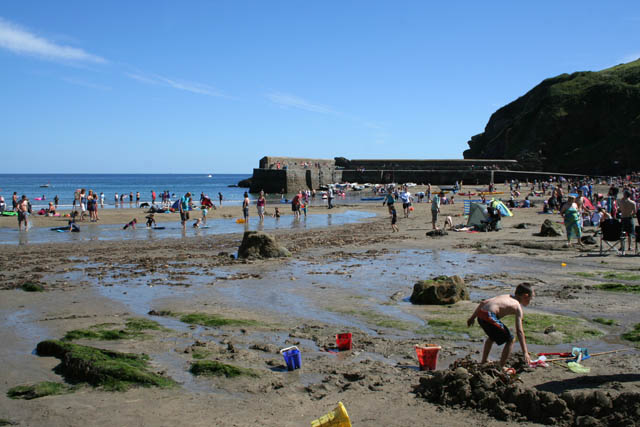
[81,203,86,212]
[257,206,264,216]
[202,208,208,217]
[391,216,397,225]
[431,209,439,222]
[180,212,189,221]
[403,202,410,209]
[243,207,249,218]
[477,310,513,345]
[292,204,299,212]
[18,211,28,222]
[622,217,634,235]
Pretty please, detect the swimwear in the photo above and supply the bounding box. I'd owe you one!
[180,212,189,221]
[622,217,634,235]
[477,310,513,345]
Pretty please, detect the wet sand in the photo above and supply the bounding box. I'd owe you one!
[1,184,639,426]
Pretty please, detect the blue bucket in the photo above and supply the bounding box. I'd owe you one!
[280,346,301,371]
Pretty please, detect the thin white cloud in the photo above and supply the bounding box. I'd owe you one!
[0,17,106,64]
[125,71,225,97]
[62,77,111,91]
[266,91,335,114]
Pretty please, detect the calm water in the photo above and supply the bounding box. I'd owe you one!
[0,173,251,209]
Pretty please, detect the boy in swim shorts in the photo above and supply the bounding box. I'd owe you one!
[467,283,534,367]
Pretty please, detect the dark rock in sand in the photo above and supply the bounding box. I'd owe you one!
[410,275,468,305]
[539,219,564,237]
[425,229,448,237]
[237,231,291,259]
[514,223,535,229]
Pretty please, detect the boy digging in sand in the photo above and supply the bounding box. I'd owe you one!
[467,283,534,367]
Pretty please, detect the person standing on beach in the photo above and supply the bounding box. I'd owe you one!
[242,192,250,222]
[257,190,266,221]
[114,193,118,208]
[391,206,399,232]
[151,190,156,206]
[327,186,334,209]
[218,192,223,207]
[179,192,191,231]
[17,195,30,231]
[383,187,395,215]
[12,192,18,211]
[431,191,442,229]
[54,195,59,208]
[619,190,636,251]
[136,192,140,207]
[99,192,104,208]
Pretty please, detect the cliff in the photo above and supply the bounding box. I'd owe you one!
[463,59,640,174]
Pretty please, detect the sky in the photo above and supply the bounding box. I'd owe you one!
[1,1,639,174]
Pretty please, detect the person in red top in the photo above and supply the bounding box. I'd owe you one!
[291,191,301,219]
[151,190,156,205]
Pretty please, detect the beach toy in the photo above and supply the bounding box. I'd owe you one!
[310,402,351,427]
[280,346,301,371]
[529,355,548,368]
[415,344,441,371]
[561,263,567,267]
[336,333,352,351]
[236,218,245,223]
[409,206,414,211]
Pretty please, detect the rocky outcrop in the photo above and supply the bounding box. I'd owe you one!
[410,275,468,305]
[237,231,291,259]
[464,59,640,174]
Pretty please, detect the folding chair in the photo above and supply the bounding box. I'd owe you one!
[599,219,625,255]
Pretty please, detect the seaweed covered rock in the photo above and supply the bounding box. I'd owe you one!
[414,356,640,425]
[237,231,291,259]
[36,340,174,391]
[410,275,468,305]
[539,219,564,237]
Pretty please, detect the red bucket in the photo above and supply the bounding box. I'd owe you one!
[415,344,441,371]
[336,333,352,351]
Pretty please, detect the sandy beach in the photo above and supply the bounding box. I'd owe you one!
[1,183,639,426]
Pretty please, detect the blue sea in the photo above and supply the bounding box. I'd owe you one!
[0,174,252,209]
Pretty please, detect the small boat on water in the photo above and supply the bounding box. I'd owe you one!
[40,183,50,188]
[207,174,213,178]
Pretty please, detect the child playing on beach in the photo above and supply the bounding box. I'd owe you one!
[145,214,156,228]
[123,218,137,230]
[273,207,281,218]
[193,218,202,228]
[467,283,534,368]
[390,206,399,232]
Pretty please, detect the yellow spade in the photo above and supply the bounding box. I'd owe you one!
[311,402,351,427]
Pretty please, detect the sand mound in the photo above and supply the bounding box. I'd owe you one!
[413,356,640,426]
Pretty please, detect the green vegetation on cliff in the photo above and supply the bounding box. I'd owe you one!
[464,59,640,174]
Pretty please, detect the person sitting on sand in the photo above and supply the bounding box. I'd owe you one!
[145,214,156,228]
[467,283,534,368]
[47,202,56,216]
[444,215,453,230]
[123,218,137,230]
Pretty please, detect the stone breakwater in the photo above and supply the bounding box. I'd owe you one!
[247,156,586,193]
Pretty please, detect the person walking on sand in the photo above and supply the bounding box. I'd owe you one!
[383,187,395,215]
[560,195,584,248]
[179,192,191,231]
[391,206,399,232]
[467,283,534,368]
[431,191,442,229]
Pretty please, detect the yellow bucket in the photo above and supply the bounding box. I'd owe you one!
[236,218,245,223]
[311,402,351,427]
